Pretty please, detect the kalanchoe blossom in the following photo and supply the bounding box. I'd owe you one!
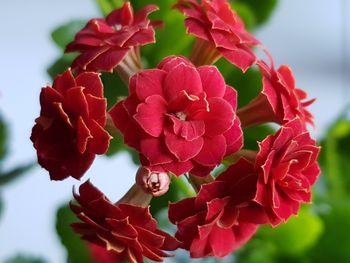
[169,158,266,258]
[65,2,160,81]
[237,61,315,128]
[71,181,180,263]
[110,56,243,177]
[174,0,259,71]
[30,69,111,180]
[254,118,320,226]
[136,167,171,197]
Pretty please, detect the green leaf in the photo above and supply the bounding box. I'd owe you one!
[56,204,93,263]
[101,72,128,110]
[150,176,194,216]
[130,0,193,67]
[234,0,278,26]
[0,163,35,186]
[318,119,350,200]
[4,255,47,263]
[96,0,124,16]
[310,202,350,262]
[51,20,86,49]
[0,115,8,162]
[47,53,76,80]
[243,124,275,151]
[259,208,324,256]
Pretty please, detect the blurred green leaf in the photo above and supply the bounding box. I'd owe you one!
[4,255,47,263]
[259,208,324,256]
[309,202,350,262]
[0,115,8,162]
[47,53,76,80]
[319,119,350,200]
[237,239,277,263]
[131,0,193,67]
[51,20,86,49]
[231,2,256,31]
[244,124,275,151]
[0,193,3,220]
[221,64,262,108]
[56,204,93,263]
[96,0,123,16]
[0,163,35,186]
[101,72,128,110]
[150,176,194,216]
[234,0,278,26]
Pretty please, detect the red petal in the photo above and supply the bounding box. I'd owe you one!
[52,69,76,95]
[88,120,111,154]
[198,66,226,98]
[106,2,134,26]
[63,86,89,119]
[184,18,211,41]
[77,117,92,154]
[163,62,203,100]
[135,69,166,101]
[193,135,226,166]
[196,97,234,137]
[134,95,167,137]
[124,28,156,46]
[140,137,173,165]
[164,130,204,162]
[88,48,129,72]
[76,72,104,98]
[219,46,256,72]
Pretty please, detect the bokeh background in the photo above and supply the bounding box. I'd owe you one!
[0,0,349,262]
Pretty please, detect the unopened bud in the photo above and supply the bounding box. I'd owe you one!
[136,167,171,197]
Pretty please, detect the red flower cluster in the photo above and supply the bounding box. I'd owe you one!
[31,1,321,262]
[238,61,315,128]
[31,69,111,180]
[66,2,159,72]
[110,56,242,177]
[254,118,320,226]
[71,181,180,263]
[174,0,259,70]
[169,159,265,258]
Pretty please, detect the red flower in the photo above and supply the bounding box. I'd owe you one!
[66,2,159,72]
[71,181,180,263]
[174,0,259,71]
[89,243,119,263]
[254,118,320,226]
[30,69,111,180]
[169,159,265,258]
[238,61,315,128]
[109,56,242,177]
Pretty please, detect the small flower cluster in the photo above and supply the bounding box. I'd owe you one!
[31,0,320,262]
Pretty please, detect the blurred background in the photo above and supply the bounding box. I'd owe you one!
[0,0,349,262]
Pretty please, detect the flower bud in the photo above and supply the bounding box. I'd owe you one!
[136,167,171,197]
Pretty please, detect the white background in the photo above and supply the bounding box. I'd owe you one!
[0,0,349,262]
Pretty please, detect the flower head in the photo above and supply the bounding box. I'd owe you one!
[71,181,180,263]
[174,0,259,70]
[109,56,242,177]
[169,158,264,258]
[30,69,111,180]
[254,118,320,226]
[66,2,159,72]
[238,61,315,128]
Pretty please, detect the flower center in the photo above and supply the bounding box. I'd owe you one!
[175,111,187,121]
[114,24,122,31]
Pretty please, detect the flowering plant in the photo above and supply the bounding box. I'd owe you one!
[31,0,320,262]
